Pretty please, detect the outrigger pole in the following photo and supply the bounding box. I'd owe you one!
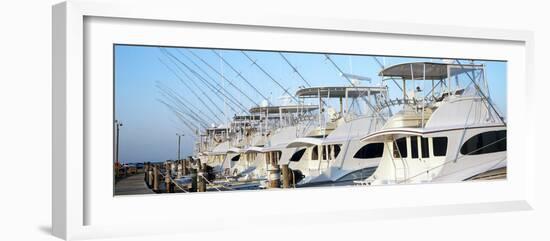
[156,83,217,125]
[172,49,251,114]
[279,53,312,87]
[157,56,223,123]
[323,54,387,122]
[211,50,272,105]
[158,99,207,130]
[159,100,206,131]
[159,100,205,138]
[161,52,226,116]
[241,51,300,103]
[186,49,260,107]
[455,60,506,126]
[161,48,248,115]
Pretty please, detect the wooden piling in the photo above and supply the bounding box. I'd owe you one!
[198,162,207,192]
[153,165,160,193]
[268,152,280,188]
[148,164,154,187]
[176,161,182,179]
[182,159,188,175]
[165,168,172,193]
[281,164,290,188]
[190,168,198,192]
[144,163,148,182]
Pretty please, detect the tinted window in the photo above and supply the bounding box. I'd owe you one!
[290,148,306,162]
[411,137,419,159]
[460,130,506,155]
[333,145,341,158]
[353,143,384,159]
[231,154,240,162]
[312,146,330,160]
[393,138,407,158]
[312,146,319,160]
[421,137,429,158]
[433,137,448,156]
[274,151,282,161]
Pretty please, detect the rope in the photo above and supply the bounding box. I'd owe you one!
[159,171,189,193]
[198,173,222,192]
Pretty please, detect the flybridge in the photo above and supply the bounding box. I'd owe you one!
[295,86,388,98]
[379,62,484,80]
[248,105,319,114]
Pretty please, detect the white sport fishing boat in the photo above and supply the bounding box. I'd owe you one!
[358,62,506,185]
[285,85,390,186]
[229,104,319,182]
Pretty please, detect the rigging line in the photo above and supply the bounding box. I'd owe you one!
[160,50,231,118]
[157,56,223,123]
[159,94,212,126]
[162,52,226,115]
[169,109,202,136]
[168,118,191,136]
[161,50,247,118]
[279,53,312,87]
[157,67,219,125]
[172,49,251,114]
[157,85,215,123]
[241,51,300,103]
[175,50,250,115]
[157,87,210,125]
[278,52,331,109]
[372,57,406,94]
[156,83,216,125]
[186,49,259,106]
[455,60,506,126]
[157,99,208,128]
[172,113,202,135]
[159,91,212,126]
[324,54,387,122]
[157,97,210,128]
[157,80,220,127]
[211,50,272,104]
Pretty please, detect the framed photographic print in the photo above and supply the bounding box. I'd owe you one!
[52,0,535,240]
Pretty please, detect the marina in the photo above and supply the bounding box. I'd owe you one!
[114,46,507,195]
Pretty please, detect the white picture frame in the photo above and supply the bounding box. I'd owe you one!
[52,0,535,240]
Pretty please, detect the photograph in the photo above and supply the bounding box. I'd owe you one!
[113,45,507,195]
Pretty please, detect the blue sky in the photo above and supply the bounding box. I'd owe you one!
[115,45,507,163]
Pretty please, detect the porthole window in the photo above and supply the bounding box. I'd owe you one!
[460,130,506,155]
[353,143,384,159]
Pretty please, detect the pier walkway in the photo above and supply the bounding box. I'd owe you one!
[115,173,154,195]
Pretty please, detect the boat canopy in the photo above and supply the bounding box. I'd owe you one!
[227,147,244,153]
[262,143,288,152]
[249,105,318,114]
[244,146,264,153]
[379,62,483,80]
[295,86,387,98]
[233,115,261,120]
[286,137,324,148]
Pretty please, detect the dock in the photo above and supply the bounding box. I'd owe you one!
[114,172,154,195]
